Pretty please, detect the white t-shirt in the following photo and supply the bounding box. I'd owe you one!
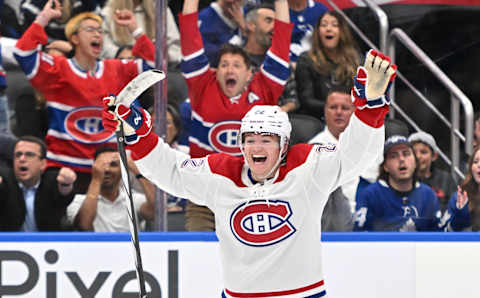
[67,189,147,232]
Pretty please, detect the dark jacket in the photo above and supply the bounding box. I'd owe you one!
[295,52,351,121]
[0,168,75,231]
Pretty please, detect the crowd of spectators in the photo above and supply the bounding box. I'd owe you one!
[0,0,477,233]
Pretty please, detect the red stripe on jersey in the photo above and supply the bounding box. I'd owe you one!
[225,279,324,297]
[208,153,247,187]
[274,144,314,183]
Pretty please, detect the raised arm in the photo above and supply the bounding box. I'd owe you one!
[128,158,155,221]
[183,0,199,15]
[34,0,62,27]
[274,0,290,23]
[74,158,104,231]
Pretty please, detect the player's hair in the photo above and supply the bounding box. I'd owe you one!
[245,3,274,26]
[14,136,47,159]
[459,146,480,213]
[326,85,352,98]
[94,146,118,160]
[308,11,361,85]
[65,12,103,42]
[115,45,134,59]
[216,43,253,69]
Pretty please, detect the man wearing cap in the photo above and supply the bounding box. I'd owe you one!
[354,135,442,231]
[13,0,154,193]
[409,131,457,213]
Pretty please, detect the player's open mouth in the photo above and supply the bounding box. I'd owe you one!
[226,78,236,88]
[18,166,29,174]
[325,35,335,40]
[252,155,267,163]
[91,41,101,51]
[399,166,407,171]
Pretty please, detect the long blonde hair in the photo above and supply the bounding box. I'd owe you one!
[105,0,155,45]
[308,11,360,84]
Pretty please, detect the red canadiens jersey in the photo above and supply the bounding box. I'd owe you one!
[14,23,154,172]
[179,12,293,158]
[132,113,385,297]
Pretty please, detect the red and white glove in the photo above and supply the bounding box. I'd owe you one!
[351,50,397,128]
[102,95,153,145]
[352,49,397,109]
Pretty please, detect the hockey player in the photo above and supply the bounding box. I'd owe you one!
[13,0,154,192]
[102,49,396,297]
[181,0,292,231]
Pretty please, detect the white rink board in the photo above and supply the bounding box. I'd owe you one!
[1,232,479,298]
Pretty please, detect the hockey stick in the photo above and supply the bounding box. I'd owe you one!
[113,69,165,298]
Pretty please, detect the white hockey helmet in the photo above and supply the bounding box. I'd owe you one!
[239,105,292,156]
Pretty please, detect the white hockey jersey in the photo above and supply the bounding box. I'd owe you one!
[131,112,384,297]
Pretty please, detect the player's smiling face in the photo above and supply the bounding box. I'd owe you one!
[319,13,340,50]
[217,53,253,98]
[72,19,103,60]
[384,144,416,183]
[243,133,281,181]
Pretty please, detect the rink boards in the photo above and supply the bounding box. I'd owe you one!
[1,232,479,298]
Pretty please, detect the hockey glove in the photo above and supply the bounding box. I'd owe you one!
[352,49,397,109]
[102,95,153,145]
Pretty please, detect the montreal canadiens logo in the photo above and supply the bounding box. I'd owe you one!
[230,200,296,247]
[65,106,115,144]
[208,121,241,155]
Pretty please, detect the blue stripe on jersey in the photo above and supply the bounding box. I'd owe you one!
[48,107,69,133]
[180,50,210,77]
[13,51,38,78]
[189,117,211,146]
[263,52,290,83]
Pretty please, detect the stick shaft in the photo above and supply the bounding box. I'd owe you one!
[116,124,148,297]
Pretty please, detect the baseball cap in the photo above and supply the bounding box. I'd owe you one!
[408,131,437,152]
[384,135,412,155]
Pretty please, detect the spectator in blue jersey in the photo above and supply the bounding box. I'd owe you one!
[0,136,77,231]
[408,131,457,213]
[198,0,246,66]
[354,135,442,232]
[295,10,361,121]
[13,0,154,194]
[441,147,480,231]
[288,0,328,65]
[244,3,299,112]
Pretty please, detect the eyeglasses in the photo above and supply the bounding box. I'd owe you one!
[79,26,104,34]
[14,151,42,160]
